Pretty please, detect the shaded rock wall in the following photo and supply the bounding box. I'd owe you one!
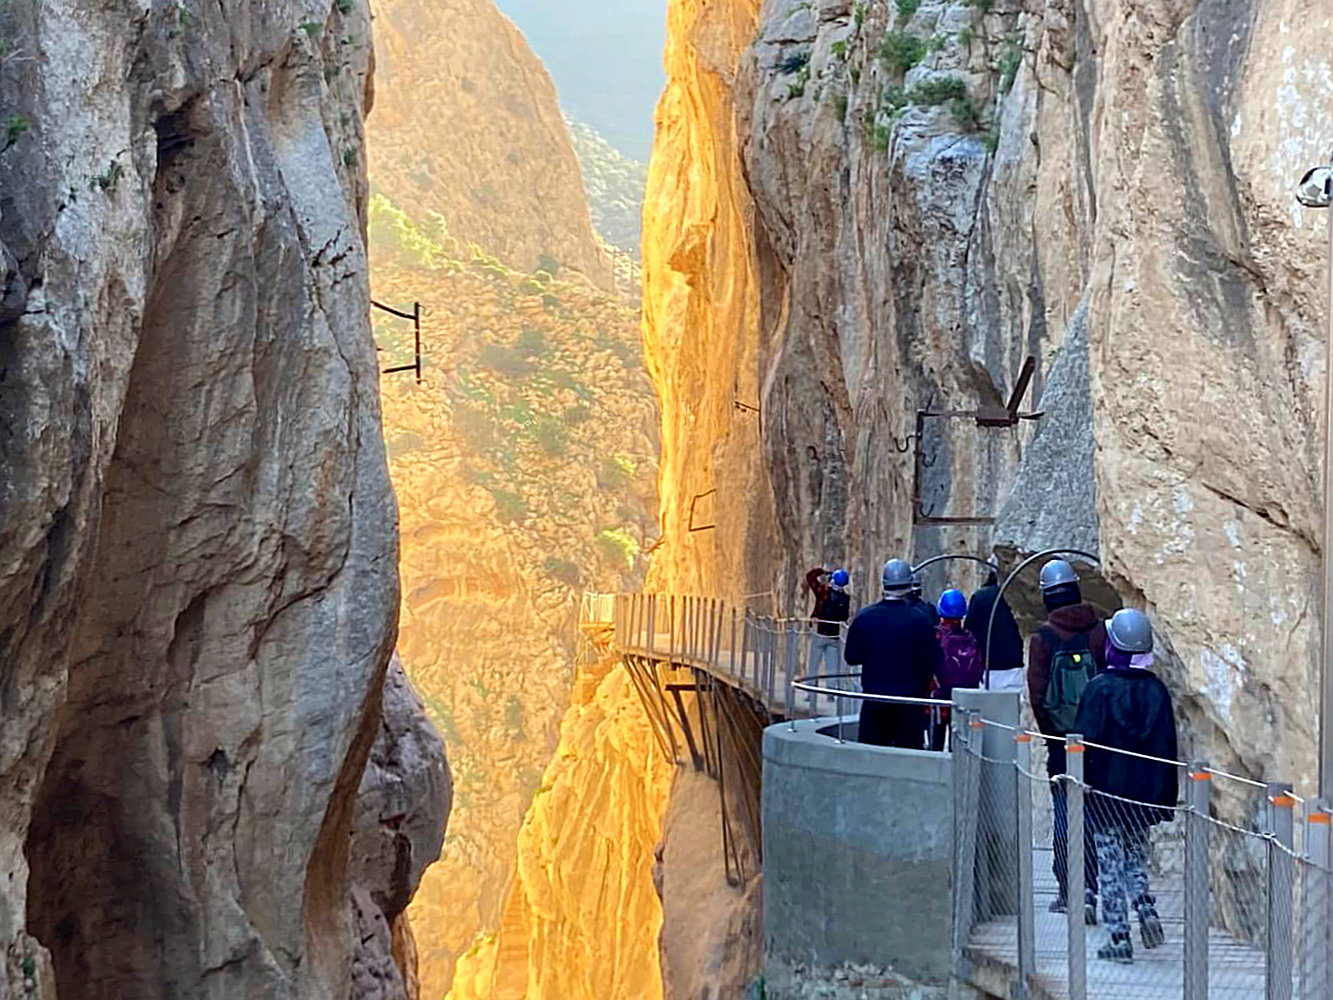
[0,1,443,997]
[368,0,611,286]
[351,657,452,1000]
[644,0,1333,798]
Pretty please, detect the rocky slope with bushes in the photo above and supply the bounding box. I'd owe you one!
[367,192,659,994]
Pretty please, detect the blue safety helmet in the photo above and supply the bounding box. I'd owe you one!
[938,588,968,619]
[831,569,850,588]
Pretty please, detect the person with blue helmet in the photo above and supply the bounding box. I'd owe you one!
[938,588,968,619]
[805,565,852,677]
[843,559,942,748]
[929,589,984,749]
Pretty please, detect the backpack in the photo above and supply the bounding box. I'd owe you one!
[936,626,984,694]
[1040,626,1097,734]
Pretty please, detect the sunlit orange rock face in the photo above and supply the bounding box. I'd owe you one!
[447,646,675,1000]
[641,0,773,607]
[637,1,769,996]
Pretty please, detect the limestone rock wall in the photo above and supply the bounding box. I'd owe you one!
[447,645,674,1000]
[351,657,452,1000]
[644,0,1333,796]
[368,0,612,286]
[0,1,444,997]
[642,0,775,606]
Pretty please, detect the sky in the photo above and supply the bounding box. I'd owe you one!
[491,0,667,162]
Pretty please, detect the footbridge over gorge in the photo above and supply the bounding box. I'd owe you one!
[580,591,1333,1000]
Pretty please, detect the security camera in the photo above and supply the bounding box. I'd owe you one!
[1297,166,1333,209]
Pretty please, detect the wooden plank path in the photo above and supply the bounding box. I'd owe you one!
[966,848,1273,1000]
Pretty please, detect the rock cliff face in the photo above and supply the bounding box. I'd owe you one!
[447,642,674,1000]
[645,0,1333,794]
[642,0,771,605]
[0,2,444,998]
[351,657,452,1000]
[368,0,611,286]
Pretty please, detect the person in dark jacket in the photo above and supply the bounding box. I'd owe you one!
[1028,559,1108,921]
[806,567,852,676]
[1075,608,1177,964]
[908,573,940,626]
[845,558,942,749]
[965,571,1024,691]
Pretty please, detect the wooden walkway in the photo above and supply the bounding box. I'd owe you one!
[966,848,1273,999]
[613,630,843,719]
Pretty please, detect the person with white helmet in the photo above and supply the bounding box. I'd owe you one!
[843,558,942,748]
[805,566,852,677]
[1028,558,1108,922]
[1075,608,1177,964]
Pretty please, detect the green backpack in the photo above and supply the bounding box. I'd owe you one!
[1040,626,1097,734]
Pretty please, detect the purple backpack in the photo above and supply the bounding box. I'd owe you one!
[936,626,984,695]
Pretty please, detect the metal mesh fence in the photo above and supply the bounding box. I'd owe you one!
[948,717,1329,1000]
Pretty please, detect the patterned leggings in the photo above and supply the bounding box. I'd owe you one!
[1094,825,1154,936]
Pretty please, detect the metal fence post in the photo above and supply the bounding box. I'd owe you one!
[647,595,656,659]
[1015,732,1036,997]
[744,613,754,688]
[767,622,778,705]
[785,623,798,712]
[1268,782,1296,1000]
[729,607,738,684]
[1301,800,1330,1000]
[1185,764,1212,1000]
[1066,734,1087,1000]
[952,711,983,980]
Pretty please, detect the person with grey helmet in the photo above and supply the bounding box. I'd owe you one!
[843,558,942,748]
[1028,558,1107,921]
[1075,608,1178,963]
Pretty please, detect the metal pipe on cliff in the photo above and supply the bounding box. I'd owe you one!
[1324,179,1333,799]
[1296,162,1333,796]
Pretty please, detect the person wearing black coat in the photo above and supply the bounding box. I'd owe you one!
[964,572,1023,690]
[845,560,942,749]
[1073,608,1178,964]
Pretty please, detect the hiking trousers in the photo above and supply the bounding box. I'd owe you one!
[1049,741,1100,900]
[809,634,841,677]
[1094,824,1153,937]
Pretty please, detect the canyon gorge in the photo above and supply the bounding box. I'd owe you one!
[2,0,1332,998]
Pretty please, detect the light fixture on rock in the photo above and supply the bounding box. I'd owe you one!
[1297,166,1333,209]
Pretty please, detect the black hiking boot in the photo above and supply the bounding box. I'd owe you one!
[1097,932,1134,963]
[1084,891,1099,927]
[1137,903,1165,949]
[1048,894,1067,914]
